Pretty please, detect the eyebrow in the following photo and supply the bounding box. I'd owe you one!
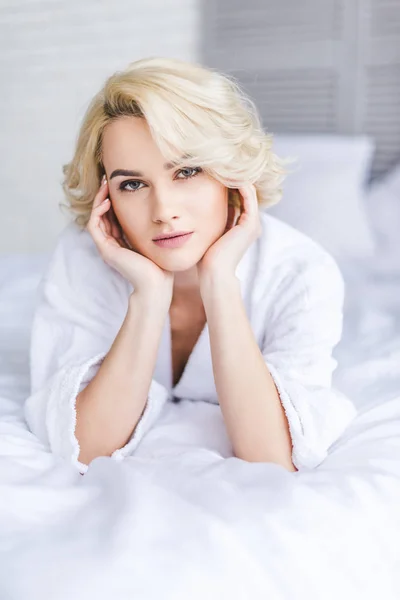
[109,160,182,180]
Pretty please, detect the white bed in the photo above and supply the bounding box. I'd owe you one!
[0,248,399,600]
[1,155,400,598]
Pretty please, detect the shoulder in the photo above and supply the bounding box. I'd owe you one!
[255,211,345,302]
[39,221,132,309]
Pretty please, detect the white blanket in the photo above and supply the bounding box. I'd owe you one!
[0,254,399,599]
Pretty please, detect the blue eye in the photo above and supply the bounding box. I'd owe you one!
[118,180,144,192]
[176,167,202,179]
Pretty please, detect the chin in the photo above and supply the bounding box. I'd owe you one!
[151,248,205,272]
[156,256,199,273]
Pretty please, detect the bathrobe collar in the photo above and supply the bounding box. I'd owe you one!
[153,239,260,401]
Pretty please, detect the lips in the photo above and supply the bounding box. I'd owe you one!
[153,232,193,248]
[158,234,184,240]
[153,232,192,241]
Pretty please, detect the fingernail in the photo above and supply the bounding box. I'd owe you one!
[101,175,107,185]
[101,197,109,204]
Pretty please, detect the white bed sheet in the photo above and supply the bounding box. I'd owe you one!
[0,250,399,600]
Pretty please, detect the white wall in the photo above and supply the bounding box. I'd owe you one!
[0,0,200,254]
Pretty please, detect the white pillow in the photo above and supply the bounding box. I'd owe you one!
[265,134,376,261]
[364,162,400,274]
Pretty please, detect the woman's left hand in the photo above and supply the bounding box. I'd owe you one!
[197,184,262,282]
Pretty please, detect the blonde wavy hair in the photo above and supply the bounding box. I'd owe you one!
[60,56,289,228]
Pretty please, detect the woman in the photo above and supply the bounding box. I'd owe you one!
[24,57,357,475]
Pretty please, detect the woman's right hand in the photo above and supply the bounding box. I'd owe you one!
[86,176,174,300]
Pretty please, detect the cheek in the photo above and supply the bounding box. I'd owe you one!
[111,203,146,245]
[214,189,229,219]
[202,191,230,236]
[195,182,228,215]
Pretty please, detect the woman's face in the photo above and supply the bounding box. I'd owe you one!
[101,116,229,273]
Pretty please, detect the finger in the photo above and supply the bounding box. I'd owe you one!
[93,197,110,219]
[87,181,110,232]
[102,206,113,238]
[108,205,123,240]
[236,185,257,223]
[87,198,111,245]
[100,202,126,249]
[87,176,126,251]
[103,198,121,239]
[92,176,109,210]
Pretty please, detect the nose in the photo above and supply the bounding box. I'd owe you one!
[151,186,181,223]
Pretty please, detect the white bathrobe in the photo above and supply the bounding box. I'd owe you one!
[23,212,357,475]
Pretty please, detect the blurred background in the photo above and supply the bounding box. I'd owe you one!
[1,0,399,260]
[1,0,200,254]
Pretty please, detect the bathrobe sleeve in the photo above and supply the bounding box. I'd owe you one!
[23,223,170,475]
[261,251,357,471]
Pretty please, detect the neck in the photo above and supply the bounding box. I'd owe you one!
[172,266,201,303]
